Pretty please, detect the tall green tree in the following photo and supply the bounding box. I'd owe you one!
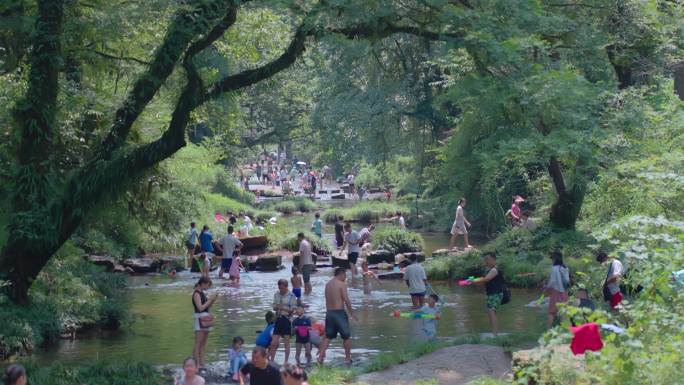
[0,0,468,303]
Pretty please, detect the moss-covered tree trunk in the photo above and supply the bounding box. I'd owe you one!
[547,156,585,229]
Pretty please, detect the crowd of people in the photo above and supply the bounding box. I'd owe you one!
[4,188,630,385]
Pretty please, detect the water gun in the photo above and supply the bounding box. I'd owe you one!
[390,310,440,320]
[457,276,476,286]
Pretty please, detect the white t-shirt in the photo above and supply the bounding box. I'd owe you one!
[220,234,243,257]
[455,206,465,227]
[188,227,199,244]
[347,174,355,184]
[606,259,624,295]
[399,216,406,229]
[404,263,427,294]
[299,239,313,266]
[345,230,361,253]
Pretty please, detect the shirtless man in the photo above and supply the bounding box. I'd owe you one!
[318,267,357,365]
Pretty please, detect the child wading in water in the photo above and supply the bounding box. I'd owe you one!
[361,261,382,295]
[229,255,243,284]
[421,294,441,340]
[291,266,303,306]
[256,311,276,349]
[291,305,313,366]
[228,336,248,381]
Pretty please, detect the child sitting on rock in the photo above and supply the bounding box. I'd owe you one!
[228,336,247,381]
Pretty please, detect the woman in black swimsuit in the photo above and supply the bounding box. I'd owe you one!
[192,276,217,370]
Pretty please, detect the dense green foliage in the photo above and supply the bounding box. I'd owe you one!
[0,243,127,359]
[374,228,425,254]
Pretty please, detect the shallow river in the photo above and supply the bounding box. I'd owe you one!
[35,263,544,367]
[34,205,545,369]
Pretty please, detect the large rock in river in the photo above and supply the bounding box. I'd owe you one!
[366,249,394,264]
[246,254,283,271]
[123,257,161,274]
[292,252,318,267]
[84,255,118,271]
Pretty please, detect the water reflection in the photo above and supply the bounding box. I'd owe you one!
[35,262,544,367]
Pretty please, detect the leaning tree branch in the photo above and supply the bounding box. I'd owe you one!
[97,0,233,158]
[204,25,309,101]
[91,49,151,65]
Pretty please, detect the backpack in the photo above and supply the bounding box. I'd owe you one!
[499,268,511,305]
[501,285,511,305]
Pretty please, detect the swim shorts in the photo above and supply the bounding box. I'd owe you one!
[325,309,351,340]
[274,315,292,336]
[348,252,359,265]
[410,292,426,297]
[302,264,314,284]
[486,292,504,310]
[221,257,233,270]
[293,287,302,299]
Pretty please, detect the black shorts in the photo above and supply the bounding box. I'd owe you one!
[348,252,359,265]
[274,315,292,336]
[325,309,351,340]
[295,334,310,344]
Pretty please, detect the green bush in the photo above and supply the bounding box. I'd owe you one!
[264,222,332,254]
[273,200,298,214]
[374,228,425,254]
[518,216,684,384]
[323,208,342,223]
[323,202,405,224]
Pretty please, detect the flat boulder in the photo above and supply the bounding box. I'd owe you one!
[357,344,512,385]
[84,255,118,271]
[122,258,160,274]
[292,252,319,267]
[432,248,460,257]
[377,271,404,280]
[246,255,283,271]
[366,249,394,264]
[396,252,426,267]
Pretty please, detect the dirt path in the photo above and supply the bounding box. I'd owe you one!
[355,344,512,385]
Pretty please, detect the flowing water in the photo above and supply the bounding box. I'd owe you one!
[34,204,545,369]
[34,264,544,367]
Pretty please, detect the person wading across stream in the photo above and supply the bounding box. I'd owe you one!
[270,279,297,364]
[467,252,506,337]
[192,277,217,371]
[298,233,314,295]
[341,223,361,276]
[318,267,357,365]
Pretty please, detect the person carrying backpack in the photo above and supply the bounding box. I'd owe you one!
[464,252,510,337]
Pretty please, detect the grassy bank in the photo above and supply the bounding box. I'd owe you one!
[259,197,319,215]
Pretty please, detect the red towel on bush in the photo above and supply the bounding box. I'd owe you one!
[570,323,603,355]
